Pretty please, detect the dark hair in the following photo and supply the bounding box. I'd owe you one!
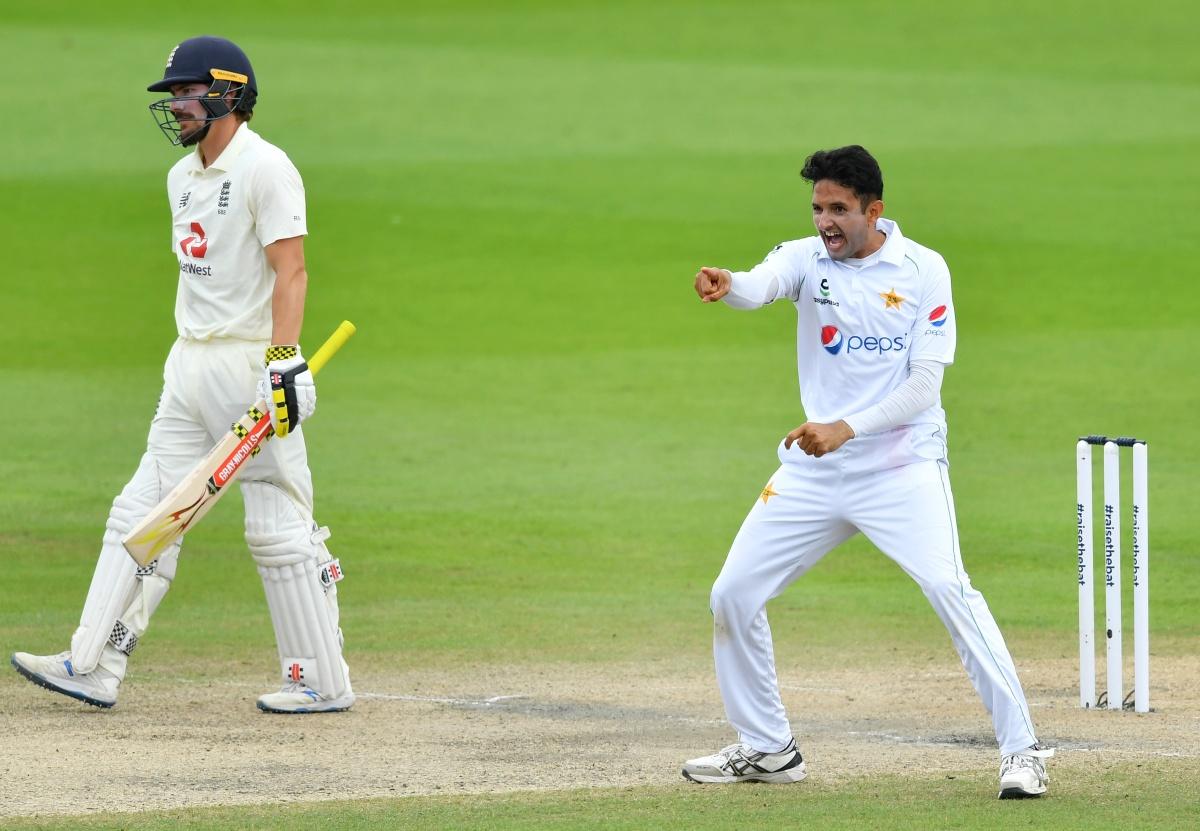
[234,87,256,121]
[800,145,883,210]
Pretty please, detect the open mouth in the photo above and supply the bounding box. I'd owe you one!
[822,230,846,253]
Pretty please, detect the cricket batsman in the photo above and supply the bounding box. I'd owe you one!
[681,146,1052,798]
[11,36,354,713]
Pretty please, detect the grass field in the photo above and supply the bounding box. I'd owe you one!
[2,1,1197,828]
[6,767,1200,831]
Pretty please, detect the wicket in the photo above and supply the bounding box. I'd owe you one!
[1076,435,1149,712]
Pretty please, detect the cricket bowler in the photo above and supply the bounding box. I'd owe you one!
[11,35,354,713]
[681,146,1052,798]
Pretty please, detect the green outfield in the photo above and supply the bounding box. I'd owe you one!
[2,1,1197,828]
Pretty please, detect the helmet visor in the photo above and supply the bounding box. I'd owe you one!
[147,79,249,146]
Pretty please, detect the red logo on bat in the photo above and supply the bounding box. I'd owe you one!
[211,415,273,489]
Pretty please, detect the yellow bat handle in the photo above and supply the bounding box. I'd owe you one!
[307,320,357,375]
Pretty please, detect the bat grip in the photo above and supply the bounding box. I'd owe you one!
[307,320,357,375]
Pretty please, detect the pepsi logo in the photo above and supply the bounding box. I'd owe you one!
[929,305,949,327]
[819,326,907,356]
[821,326,843,355]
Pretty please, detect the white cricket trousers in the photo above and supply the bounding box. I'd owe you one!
[152,337,314,509]
[710,451,1038,756]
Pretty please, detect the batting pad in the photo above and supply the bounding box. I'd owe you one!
[71,452,180,674]
[243,481,351,699]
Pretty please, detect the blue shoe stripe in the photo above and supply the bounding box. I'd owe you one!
[10,655,114,709]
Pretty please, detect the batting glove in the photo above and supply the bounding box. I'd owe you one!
[257,345,316,438]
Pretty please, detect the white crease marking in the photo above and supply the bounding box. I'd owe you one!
[358,693,529,706]
[844,731,1198,758]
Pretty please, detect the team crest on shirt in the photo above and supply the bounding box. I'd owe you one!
[879,287,906,310]
[820,325,844,355]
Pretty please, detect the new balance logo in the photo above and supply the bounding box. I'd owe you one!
[180,222,208,258]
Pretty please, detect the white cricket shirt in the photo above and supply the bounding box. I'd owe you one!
[725,218,957,472]
[166,123,307,341]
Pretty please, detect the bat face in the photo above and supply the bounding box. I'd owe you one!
[122,403,272,566]
[210,407,273,490]
[124,490,209,563]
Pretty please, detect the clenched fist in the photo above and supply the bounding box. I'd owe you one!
[695,267,732,302]
[784,420,855,458]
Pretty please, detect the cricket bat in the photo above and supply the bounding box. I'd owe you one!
[122,320,357,566]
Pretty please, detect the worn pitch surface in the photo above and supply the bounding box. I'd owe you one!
[4,656,1198,817]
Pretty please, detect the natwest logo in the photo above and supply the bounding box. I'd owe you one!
[819,325,906,356]
[180,222,208,258]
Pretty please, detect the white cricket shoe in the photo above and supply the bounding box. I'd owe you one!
[998,746,1054,799]
[10,651,119,709]
[256,682,355,714]
[682,738,807,784]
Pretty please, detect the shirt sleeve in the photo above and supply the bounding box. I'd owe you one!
[250,152,308,248]
[167,172,179,254]
[842,359,944,437]
[722,242,806,309]
[908,253,956,364]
